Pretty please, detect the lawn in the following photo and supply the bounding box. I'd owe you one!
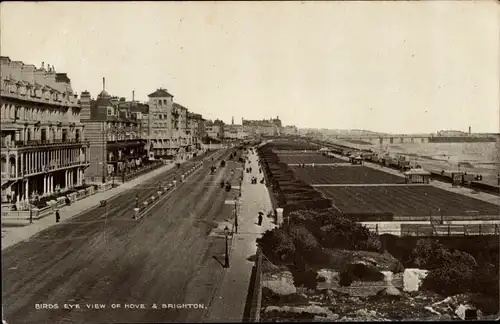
[291,166,405,184]
[278,154,345,164]
[266,140,320,151]
[318,185,500,217]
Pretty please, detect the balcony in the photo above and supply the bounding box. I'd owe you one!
[1,85,79,108]
[2,160,90,181]
[2,139,90,150]
[106,139,146,149]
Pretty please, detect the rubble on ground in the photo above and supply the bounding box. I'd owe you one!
[403,268,429,292]
[262,270,296,295]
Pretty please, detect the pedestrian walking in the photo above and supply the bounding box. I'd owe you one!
[55,209,60,223]
[258,211,263,226]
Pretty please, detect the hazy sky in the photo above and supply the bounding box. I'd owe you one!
[1,1,499,133]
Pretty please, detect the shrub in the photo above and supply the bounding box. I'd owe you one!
[290,267,318,290]
[257,228,296,262]
[421,263,476,296]
[469,294,499,316]
[288,225,324,264]
[339,269,355,287]
[342,263,385,282]
[411,239,478,270]
[319,218,381,251]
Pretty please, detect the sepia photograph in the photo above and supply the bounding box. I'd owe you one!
[1,1,499,323]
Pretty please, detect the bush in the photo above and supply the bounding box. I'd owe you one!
[288,225,324,264]
[290,267,318,290]
[342,263,385,282]
[411,239,478,270]
[319,218,381,252]
[421,263,476,296]
[257,228,296,263]
[339,269,355,287]
[288,208,382,252]
[469,293,499,316]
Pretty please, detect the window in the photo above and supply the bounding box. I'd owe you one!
[107,108,113,116]
[159,114,163,120]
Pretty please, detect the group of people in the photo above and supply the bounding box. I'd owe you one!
[250,176,265,184]
[220,180,232,191]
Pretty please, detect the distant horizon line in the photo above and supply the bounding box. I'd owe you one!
[296,128,500,135]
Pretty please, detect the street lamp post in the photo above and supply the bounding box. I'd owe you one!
[224,226,230,268]
[29,199,33,224]
[234,196,238,233]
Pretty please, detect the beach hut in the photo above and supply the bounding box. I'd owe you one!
[349,155,363,165]
[451,172,464,186]
[404,168,431,184]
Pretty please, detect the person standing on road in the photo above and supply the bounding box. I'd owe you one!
[55,209,60,223]
[258,211,263,226]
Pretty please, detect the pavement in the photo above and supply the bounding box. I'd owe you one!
[206,148,275,322]
[1,149,251,324]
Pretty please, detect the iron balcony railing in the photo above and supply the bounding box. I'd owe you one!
[2,139,90,148]
[1,160,90,180]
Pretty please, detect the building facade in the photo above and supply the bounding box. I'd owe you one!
[242,117,282,137]
[147,88,176,158]
[187,112,205,149]
[205,119,225,140]
[173,103,190,155]
[1,57,90,209]
[281,125,298,136]
[80,79,146,182]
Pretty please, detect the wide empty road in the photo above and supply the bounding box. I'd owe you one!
[2,148,244,323]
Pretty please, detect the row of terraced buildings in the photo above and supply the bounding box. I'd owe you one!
[1,56,213,210]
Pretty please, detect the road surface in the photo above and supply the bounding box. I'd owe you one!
[2,148,245,323]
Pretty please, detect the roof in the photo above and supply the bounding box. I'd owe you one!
[55,73,71,83]
[404,169,431,176]
[95,95,114,107]
[148,88,173,98]
[173,102,187,110]
[128,102,149,114]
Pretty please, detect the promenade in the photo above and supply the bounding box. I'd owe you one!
[206,148,275,322]
[1,162,178,251]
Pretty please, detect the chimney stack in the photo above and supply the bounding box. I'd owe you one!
[102,77,106,91]
[132,90,135,102]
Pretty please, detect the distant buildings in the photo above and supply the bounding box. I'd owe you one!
[281,125,298,136]
[205,119,225,140]
[242,116,282,137]
[1,57,90,209]
[436,130,469,137]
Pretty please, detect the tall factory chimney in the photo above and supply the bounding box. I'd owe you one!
[469,126,471,135]
[132,90,135,102]
[102,77,106,91]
